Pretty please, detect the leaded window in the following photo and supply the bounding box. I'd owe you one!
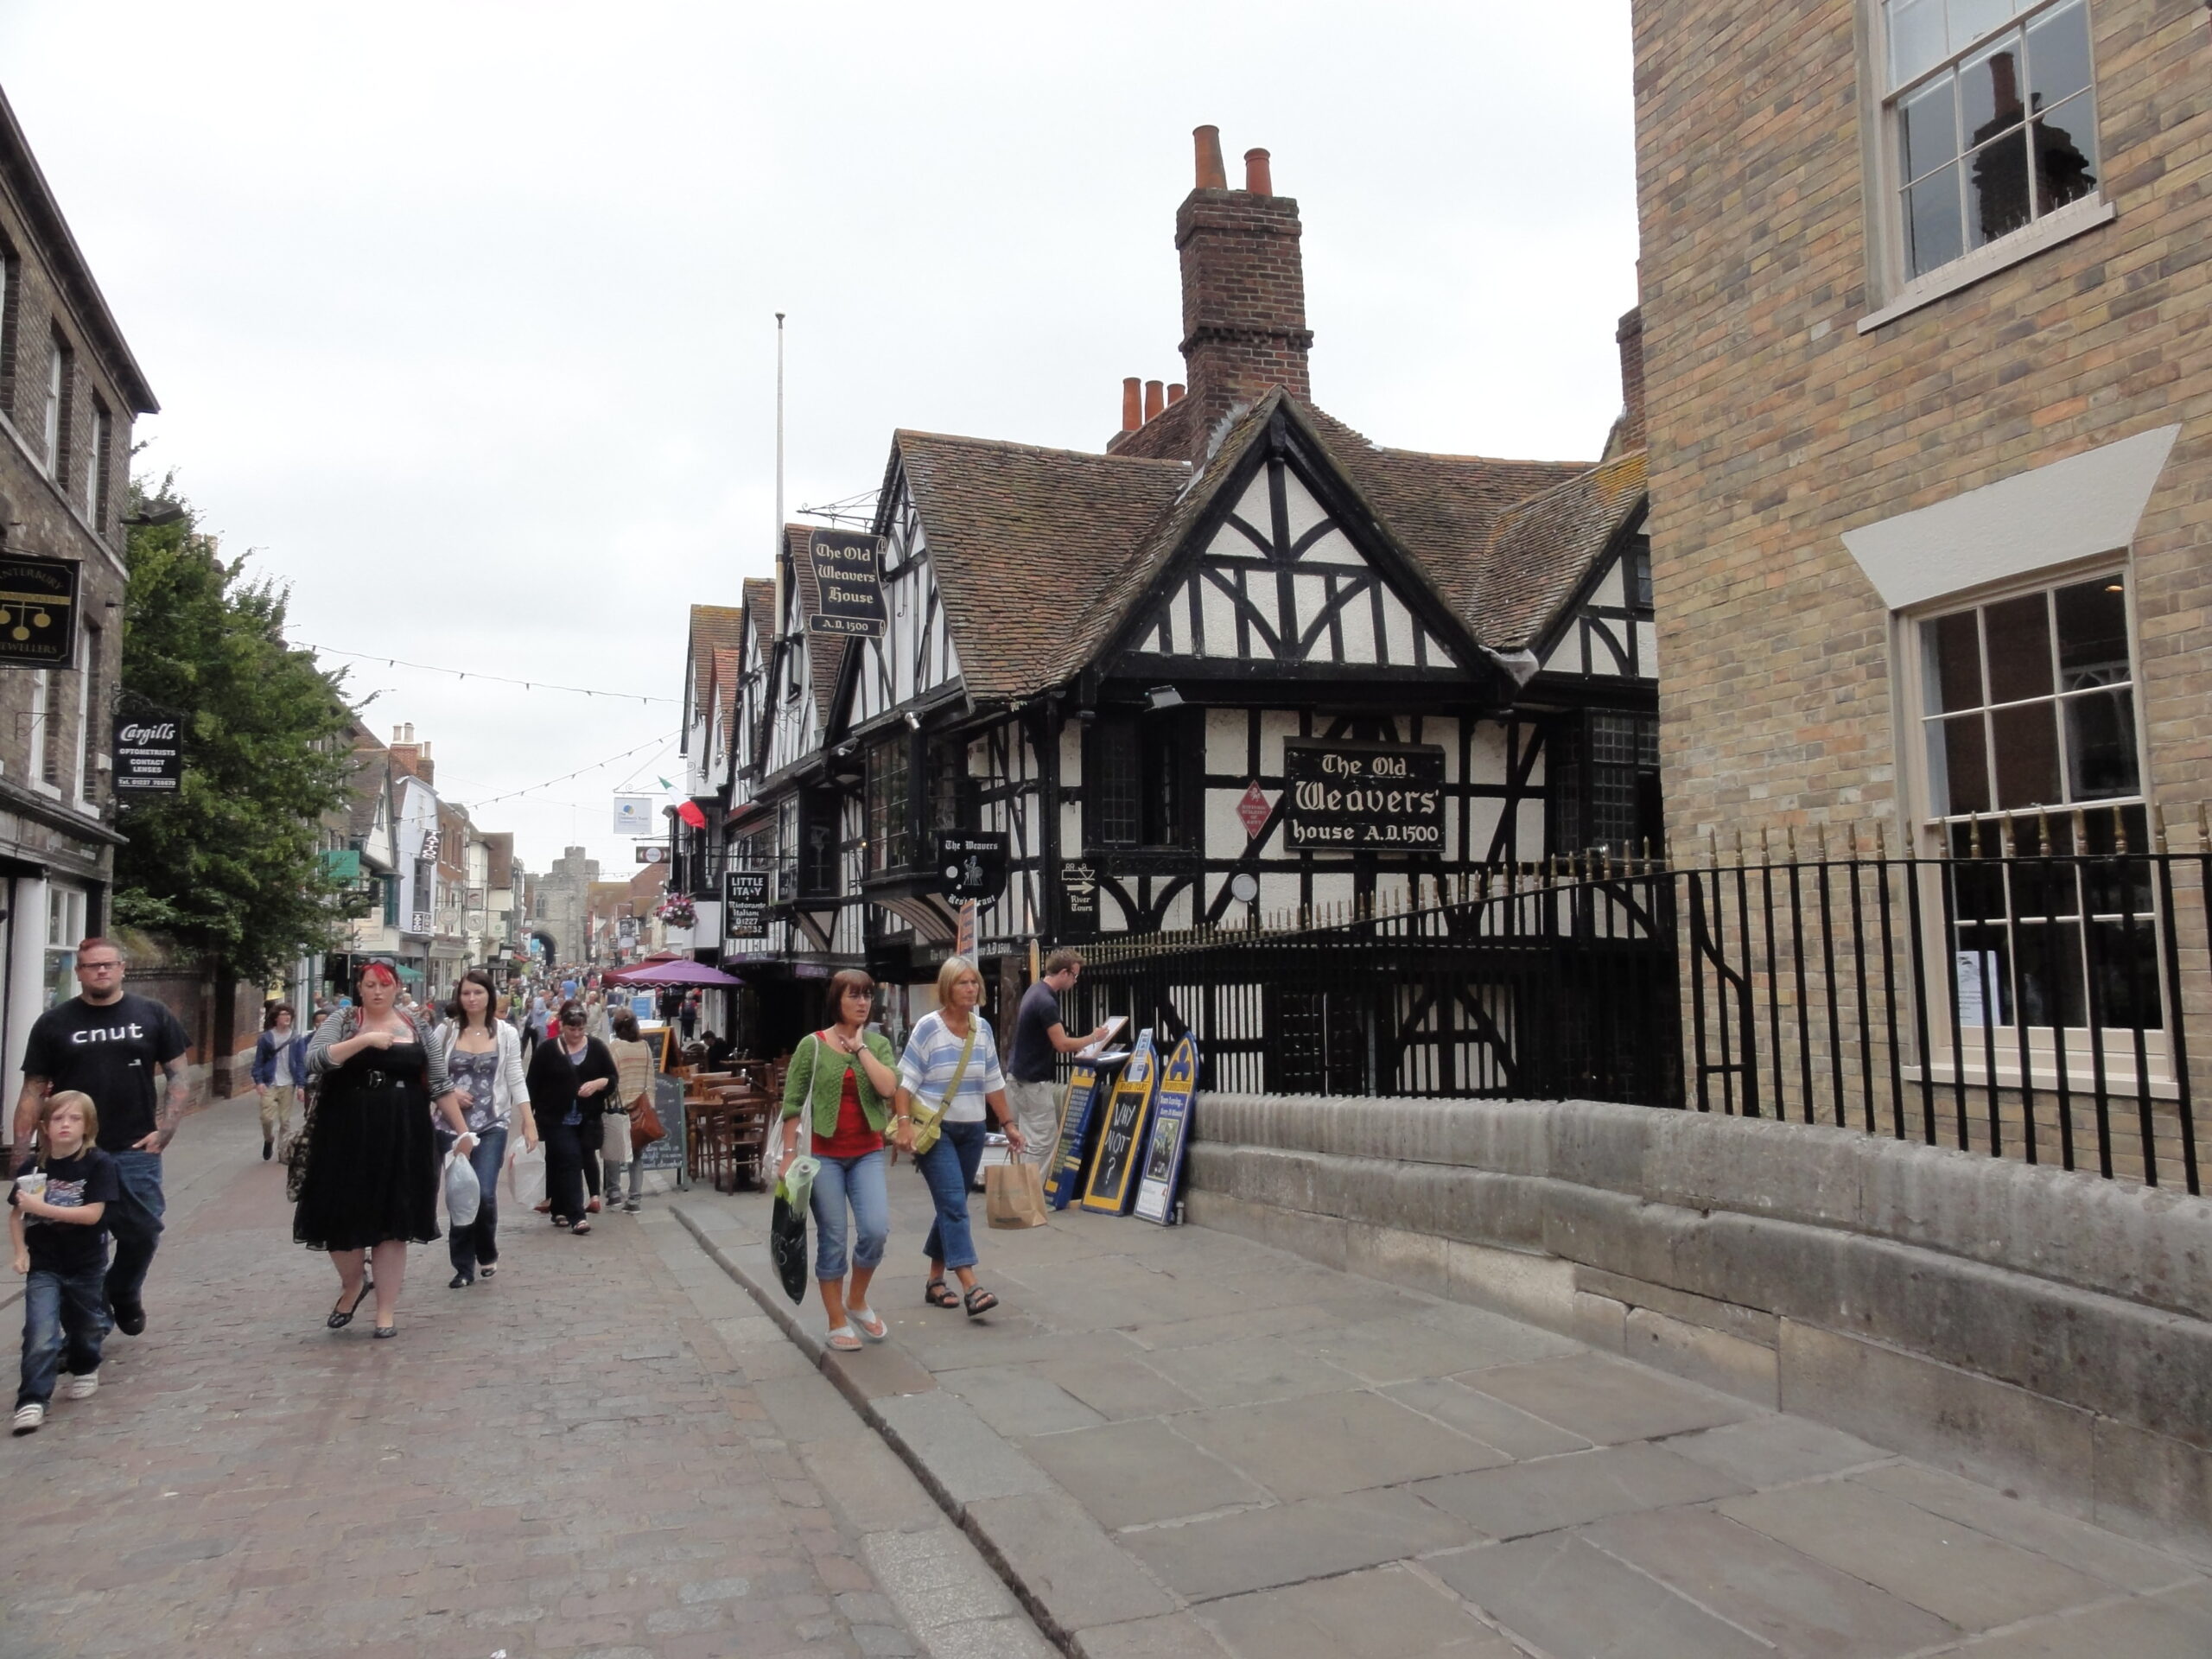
[868,739,912,872]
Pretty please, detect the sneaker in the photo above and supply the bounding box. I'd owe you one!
[623,1198,639,1213]
[110,1303,145,1338]
[65,1370,98,1401]
[262,1135,273,1161]
[11,1403,42,1435]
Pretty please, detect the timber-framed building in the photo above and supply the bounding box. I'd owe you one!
[674,129,1655,1052]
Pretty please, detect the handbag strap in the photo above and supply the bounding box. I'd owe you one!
[927,1020,979,1120]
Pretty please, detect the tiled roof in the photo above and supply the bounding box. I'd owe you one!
[1479,450,1648,651]
[345,744,389,841]
[686,604,747,719]
[711,646,741,737]
[742,578,775,661]
[893,432,1189,696]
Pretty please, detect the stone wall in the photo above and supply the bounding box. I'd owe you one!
[1186,1092,2212,1561]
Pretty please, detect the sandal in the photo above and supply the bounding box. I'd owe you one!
[925,1278,960,1309]
[569,1219,592,1235]
[850,1306,888,1342]
[963,1286,999,1318]
[825,1326,863,1352]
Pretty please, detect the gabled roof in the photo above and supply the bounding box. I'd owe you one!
[686,604,747,721]
[890,433,1188,697]
[1482,450,1648,651]
[742,579,775,661]
[710,646,741,736]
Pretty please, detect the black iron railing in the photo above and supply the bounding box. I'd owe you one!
[1066,810,2212,1193]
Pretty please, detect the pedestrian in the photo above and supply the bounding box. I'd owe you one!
[11,938,189,1341]
[292,963,476,1338]
[9,1091,118,1434]
[678,991,698,1043]
[251,1003,309,1164]
[524,1000,619,1234]
[1006,950,1114,1169]
[603,1011,656,1214]
[778,970,900,1350]
[584,988,609,1041]
[433,969,533,1288]
[895,957,1024,1318]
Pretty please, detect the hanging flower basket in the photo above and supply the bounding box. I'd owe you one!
[659,898,696,930]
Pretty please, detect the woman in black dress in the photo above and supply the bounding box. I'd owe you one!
[293,962,474,1337]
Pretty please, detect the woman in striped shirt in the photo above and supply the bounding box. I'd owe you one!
[894,957,1026,1317]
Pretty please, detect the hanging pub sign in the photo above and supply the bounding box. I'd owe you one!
[0,554,78,669]
[111,714,182,792]
[635,844,670,865]
[723,871,769,938]
[937,830,1007,900]
[1280,739,1445,854]
[806,529,887,639]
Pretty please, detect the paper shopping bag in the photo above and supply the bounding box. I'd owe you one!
[985,1160,1050,1229]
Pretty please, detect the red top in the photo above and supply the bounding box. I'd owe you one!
[810,1034,884,1158]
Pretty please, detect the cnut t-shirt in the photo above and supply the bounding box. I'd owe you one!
[21,994,190,1153]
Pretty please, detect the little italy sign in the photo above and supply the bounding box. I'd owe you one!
[1280,739,1444,853]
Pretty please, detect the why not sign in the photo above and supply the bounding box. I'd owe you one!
[806,529,887,639]
[1281,739,1444,855]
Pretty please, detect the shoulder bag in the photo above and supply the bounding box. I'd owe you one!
[906,1020,977,1159]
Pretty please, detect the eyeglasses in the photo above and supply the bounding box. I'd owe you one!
[77,961,122,973]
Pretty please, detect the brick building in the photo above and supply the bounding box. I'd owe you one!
[1630,2,2209,1149]
[0,86,157,1111]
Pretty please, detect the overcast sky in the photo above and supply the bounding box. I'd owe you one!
[0,1,1637,874]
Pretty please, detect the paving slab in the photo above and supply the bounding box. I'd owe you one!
[966,1490,1180,1631]
[1378,1376,1592,1460]
[1120,1487,1476,1603]
[1172,1389,1508,1501]
[1198,1563,1522,1657]
[1666,1412,1891,1489]
[1586,1505,1962,1657]
[1428,1533,1777,1659]
[1138,1335,1365,1408]
[941,1364,1112,1438]
[1026,1353,1205,1421]
[1023,1417,1268,1530]
[1719,1478,2114,1630]
[1289,1310,1573,1384]
[1455,1350,1757,1443]
[1414,1440,1747,1539]
[1071,1612,1234,1659]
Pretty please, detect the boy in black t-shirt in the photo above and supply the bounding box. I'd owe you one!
[10,1091,118,1435]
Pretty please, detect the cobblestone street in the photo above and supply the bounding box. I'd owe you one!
[0,1096,973,1659]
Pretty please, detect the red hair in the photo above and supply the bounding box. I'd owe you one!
[359,962,399,988]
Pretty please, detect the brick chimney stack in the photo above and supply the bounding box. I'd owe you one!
[1176,126,1312,441]
[1615,306,1645,452]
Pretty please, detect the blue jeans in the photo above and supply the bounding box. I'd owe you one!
[917,1120,988,1272]
[104,1150,165,1315]
[438,1125,507,1276]
[810,1149,888,1282]
[18,1263,110,1408]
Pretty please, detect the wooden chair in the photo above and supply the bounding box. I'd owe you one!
[723,1101,773,1192]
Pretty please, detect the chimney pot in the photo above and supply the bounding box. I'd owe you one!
[1144,379,1165,422]
[1192,124,1227,190]
[1243,148,1272,195]
[1167,383,1185,404]
[1122,377,1142,432]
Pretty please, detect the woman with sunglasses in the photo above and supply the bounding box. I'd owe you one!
[524,1000,620,1234]
[293,963,474,1337]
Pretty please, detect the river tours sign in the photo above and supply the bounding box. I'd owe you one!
[1133,1033,1197,1224]
[1280,739,1444,855]
[806,529,887,639]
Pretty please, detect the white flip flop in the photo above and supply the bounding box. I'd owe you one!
[850,1306,888,1342]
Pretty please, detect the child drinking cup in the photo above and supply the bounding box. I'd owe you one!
[10,1091,118,1435]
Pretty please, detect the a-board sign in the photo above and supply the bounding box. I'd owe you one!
[806,529,887,639]
[1081,1029,1158,1215]
[1133,1033,1198,1224]
[724,871,769,938]
[1042,1065,1103,1211]
[1281,739,1445,855]
[112,715,182,792]
[0,554,78,669]
[636,1069,687,1176]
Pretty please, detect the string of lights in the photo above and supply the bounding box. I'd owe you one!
[459,731,679,810]
[299,642,677,705]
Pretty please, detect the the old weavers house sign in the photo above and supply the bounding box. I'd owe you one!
[1281,739,1445,853]
[806,529,887,639]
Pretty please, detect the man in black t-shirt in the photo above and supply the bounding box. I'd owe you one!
[13,938,190,1337]
[1007,950,1113,1170]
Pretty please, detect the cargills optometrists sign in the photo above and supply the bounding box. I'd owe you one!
[112,715,182,792]
[1281,739,1444,854]
[806,529,887,639]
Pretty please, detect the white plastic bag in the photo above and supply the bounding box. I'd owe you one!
[508,1141,547,1211]
[443,1147,481,1229]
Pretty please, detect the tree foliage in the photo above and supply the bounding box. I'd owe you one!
[113,477,354,979]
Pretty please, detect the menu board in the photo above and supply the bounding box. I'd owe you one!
[1081,1030,1158,1216]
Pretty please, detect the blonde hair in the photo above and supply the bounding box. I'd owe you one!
[36,1090,99,1163]
[936,956,982,1007]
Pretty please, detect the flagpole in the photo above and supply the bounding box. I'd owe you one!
[772,312,786,626]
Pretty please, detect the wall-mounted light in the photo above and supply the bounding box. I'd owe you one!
[1146,686,1184,711]
[904,710,922,732]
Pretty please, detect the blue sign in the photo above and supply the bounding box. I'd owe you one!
[1133,1034,1197,1224]
[1043,1065,1103,1211]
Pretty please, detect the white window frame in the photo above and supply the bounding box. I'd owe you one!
[75,621,99,805]
[1859,0,2112,332]
[83,398,108,526]
[29,667,60,797]
[1897,555,2171,1092]
[40,333,63,476]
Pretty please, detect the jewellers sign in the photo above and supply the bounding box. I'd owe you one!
[112,715,182,792]
[806,529,887,639]
[0,555,78,669]
[1281,740,1445,854]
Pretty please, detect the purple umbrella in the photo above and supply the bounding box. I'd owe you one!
[604,957,745,988]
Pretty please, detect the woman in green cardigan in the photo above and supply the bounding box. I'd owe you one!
[778,969,903,1351]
